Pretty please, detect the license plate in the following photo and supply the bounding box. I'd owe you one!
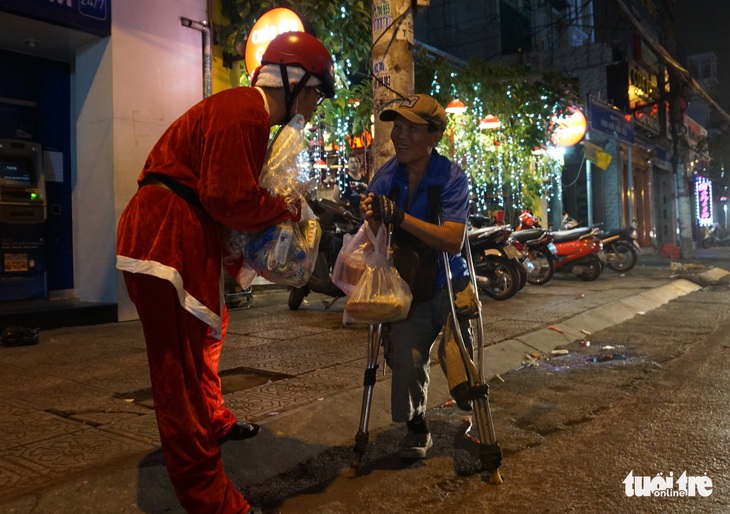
[503,244,520,260]
[524,259,535,272]
[597,250,607,263]
[547,242,558,255]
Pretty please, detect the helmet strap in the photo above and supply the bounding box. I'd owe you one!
[280,65,313,122]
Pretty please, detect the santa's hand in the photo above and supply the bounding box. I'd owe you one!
[371,195,404,226]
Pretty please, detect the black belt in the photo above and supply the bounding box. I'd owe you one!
[139,172,203,210]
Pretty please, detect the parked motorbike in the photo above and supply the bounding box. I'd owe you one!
[287,198,360,310]
[511,209,556,285]
[598,226,640,272]
[551,226,606,281]
[468,223,528,300]
[510,228,557,285]
[702,222,730,248]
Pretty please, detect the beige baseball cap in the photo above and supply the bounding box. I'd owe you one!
[379,94,448,131]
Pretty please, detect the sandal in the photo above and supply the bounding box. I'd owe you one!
[218,421,261,443]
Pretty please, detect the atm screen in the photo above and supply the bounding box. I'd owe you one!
[0,159,35,186]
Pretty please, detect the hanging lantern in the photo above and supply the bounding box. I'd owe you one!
[479,114,501,129]
[445,99,467,114]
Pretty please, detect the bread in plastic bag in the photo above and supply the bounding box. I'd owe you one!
[332,222,379,296]
[344,224,413,324]
[244,218,321,287]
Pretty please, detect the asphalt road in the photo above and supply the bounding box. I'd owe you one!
[249,269,730,513]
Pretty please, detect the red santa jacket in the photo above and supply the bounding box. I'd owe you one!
[117,87,294,336]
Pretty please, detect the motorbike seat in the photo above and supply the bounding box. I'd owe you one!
[468,225,507,243]
[511,228,545,243]
[552,227,592,243]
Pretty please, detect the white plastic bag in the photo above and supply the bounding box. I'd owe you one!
[343,224,413,324]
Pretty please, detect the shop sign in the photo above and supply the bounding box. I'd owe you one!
[551,108,586,147]
[686,115,707,146]
[589,100,634,144]
[0,0,110,36]
[347,131,372,149]
[244,7,305,77]
[695,176,713,227]
[629,65,659,110]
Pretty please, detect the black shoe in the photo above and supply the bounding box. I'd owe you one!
[218,421,261,443]
[451,382,472,411]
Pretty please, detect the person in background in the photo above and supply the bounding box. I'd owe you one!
[116,31,335,513]
[360,94,478,459]
[343,155,368,213]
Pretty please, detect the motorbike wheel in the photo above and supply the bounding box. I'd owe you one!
[604,241,637,272]
[526,248,555,285]
[702,238,715,249]
[476,255,521,301]
[577,254,603,281]
[516,261,528,290]
[287,286,309,310]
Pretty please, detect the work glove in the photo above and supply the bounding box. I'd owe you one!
[371,194,405,226]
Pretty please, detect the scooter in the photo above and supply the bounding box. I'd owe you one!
[702,222,730,248]
[510,228,557,285]
[510,210,557,285]
[551,226,606,281]
[597,226,640,272]
[468,223,528,300]
[287,198,360,309]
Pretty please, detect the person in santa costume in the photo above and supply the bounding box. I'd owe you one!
[116,31,335,514]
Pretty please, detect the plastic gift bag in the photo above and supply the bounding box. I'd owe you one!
[332,222,381,296]
[243,218,321,287]
[222,114,317,280]
[344,224,413,324]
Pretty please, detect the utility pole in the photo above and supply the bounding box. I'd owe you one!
[371,0,415,170]
[662,1,694,258]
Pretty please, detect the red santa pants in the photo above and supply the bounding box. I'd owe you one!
[204,305,239,438]
[124,272,249,514]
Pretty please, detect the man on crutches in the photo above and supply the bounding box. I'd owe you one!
[358,94,485,460]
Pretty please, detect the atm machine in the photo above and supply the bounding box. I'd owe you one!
[0,139,47,301]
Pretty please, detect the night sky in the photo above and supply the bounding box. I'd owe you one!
[674,0,730,109]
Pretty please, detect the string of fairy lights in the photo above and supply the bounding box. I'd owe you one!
[430,79,565,218]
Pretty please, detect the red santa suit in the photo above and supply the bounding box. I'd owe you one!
[117,87,294,513]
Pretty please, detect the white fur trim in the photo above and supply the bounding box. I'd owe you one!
[253,64,322,89]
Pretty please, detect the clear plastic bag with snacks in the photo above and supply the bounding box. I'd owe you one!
[332,222,379,296]
[344,224,412,324]
[243,218,321,287]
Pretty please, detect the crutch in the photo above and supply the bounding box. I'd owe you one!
[349,222,392,474]
[349,322,384,473]
[441,220,503,484]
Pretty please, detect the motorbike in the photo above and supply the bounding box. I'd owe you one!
[511,209,557,285]
[468,221,528,300]
[287,198,360,310]
[510,228,557,285]
[702,222,730,248]
[597,225,640,272]
[551,226,606,281]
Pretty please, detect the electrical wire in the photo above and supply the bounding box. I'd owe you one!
[611,0,730,125]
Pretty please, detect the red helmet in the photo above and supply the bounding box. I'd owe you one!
[260,31,335,98]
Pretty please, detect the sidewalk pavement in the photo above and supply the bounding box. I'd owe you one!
[1,248,728,513]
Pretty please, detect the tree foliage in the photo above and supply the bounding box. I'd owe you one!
[219,0,373,138]
[414,48,577,214]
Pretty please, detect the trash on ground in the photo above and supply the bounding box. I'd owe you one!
[551,349,569,355]
[669,261,708,272]
[463,415,480,444]
[548,325,564,334]
[1,326,40,347]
